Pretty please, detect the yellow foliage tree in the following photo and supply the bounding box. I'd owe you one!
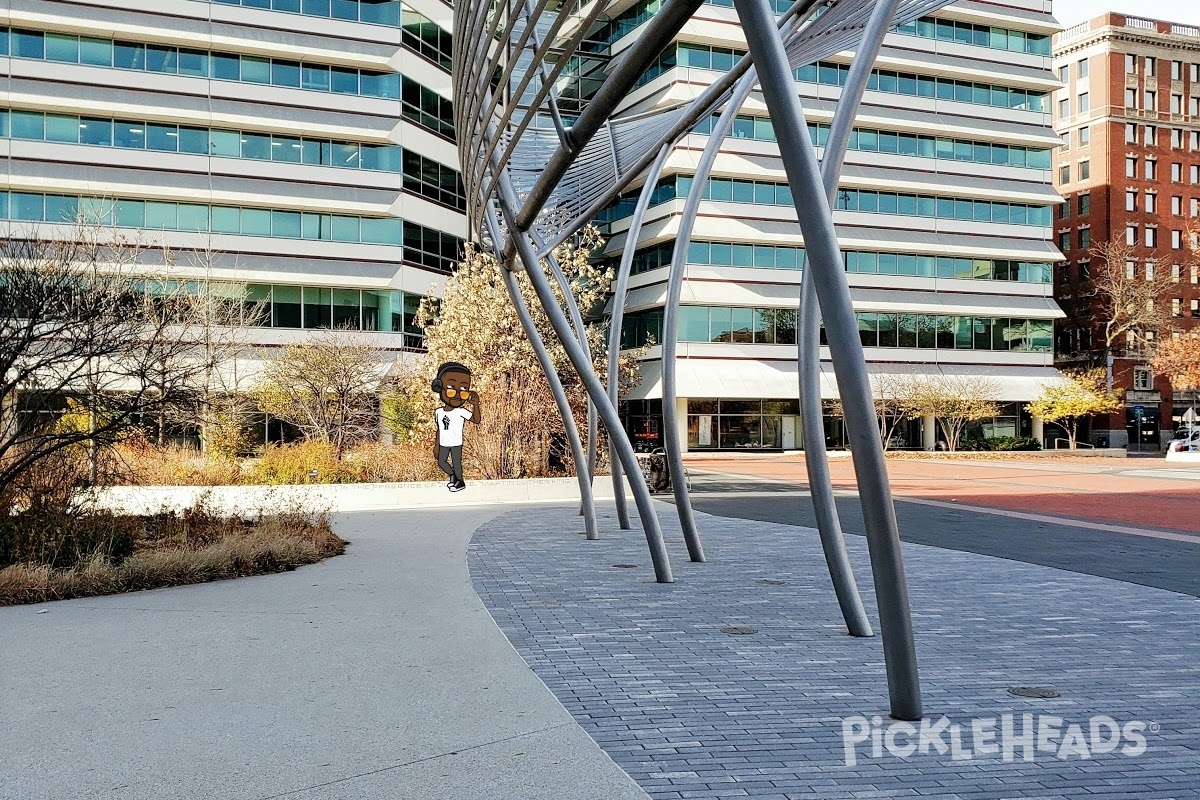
[1026,369,1123,450]
[903,375,1001,452]
[1150,329,1200,393]
[408,227,645,479]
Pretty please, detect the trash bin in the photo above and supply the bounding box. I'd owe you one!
[636,450,671,493]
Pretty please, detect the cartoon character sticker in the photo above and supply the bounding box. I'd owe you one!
[431,362,480,492]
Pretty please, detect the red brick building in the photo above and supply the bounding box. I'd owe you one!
[1054,13,1200,450]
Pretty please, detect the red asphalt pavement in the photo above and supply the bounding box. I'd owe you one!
[684,455,1200,535]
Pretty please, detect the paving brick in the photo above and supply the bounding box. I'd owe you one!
[469,505,1199,799]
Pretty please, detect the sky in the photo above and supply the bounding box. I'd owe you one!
[1052,0,1200,27]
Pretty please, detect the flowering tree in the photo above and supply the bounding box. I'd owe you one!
[408,227,645,479]
[1026,369,1123,450]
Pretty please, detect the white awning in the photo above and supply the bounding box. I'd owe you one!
[627,358,1066,402]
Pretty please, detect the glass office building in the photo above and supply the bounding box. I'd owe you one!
[600,0,1066,450]
[1,0,462,358]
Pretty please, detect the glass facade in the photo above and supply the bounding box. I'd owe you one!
[0,111,462,209]
[795,60,1049,112]
[692,115,1053,170]
[620,240,1053,283]
[0,191,463,271]
[621,306,1053,353]
[896,16,1051,55]
[148,280,427,343]
[686,399,800,449]
[210,0,403,27]
[0,27,404,101]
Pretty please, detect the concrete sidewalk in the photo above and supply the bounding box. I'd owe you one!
[0,506,649,800]
[88,476,635,515]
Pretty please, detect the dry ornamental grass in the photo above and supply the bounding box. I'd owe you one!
[0,506,345,606]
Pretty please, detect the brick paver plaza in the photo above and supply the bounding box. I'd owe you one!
[469,503,1199,799]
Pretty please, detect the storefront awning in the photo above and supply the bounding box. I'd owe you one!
[626,358,1066,402]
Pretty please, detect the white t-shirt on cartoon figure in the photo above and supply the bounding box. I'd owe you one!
[435,407,472,447]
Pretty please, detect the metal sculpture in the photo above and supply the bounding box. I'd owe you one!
[455,0,954,720]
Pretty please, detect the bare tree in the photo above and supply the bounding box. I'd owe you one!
[1088,236,1174,364]
[0,227,216,505]
[872,373,916,451]
[904,375,1001,452]
[253,329,390,459]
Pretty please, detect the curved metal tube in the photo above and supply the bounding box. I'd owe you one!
[796,0,906,639]
[734,0,921,720]
[608,144,673,531]
[483,210,600,541]
[496,177,675,583]
[664,57,869,631]
[538,243,599,516]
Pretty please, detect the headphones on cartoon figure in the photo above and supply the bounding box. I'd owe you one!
[431,361,471,394]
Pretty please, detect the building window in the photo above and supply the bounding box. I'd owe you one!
[1126,54,1136,74]
[1145,158,1157,180]
[1145,126,1158,146]
[1146,91,1157,111]
[1145,192,1157,213]
[1146,262,1156,280]
[1173,128,1184,148]
[1079,160,1090,180]
[1059,65,1069,83]
[1173,95,1184,114]
[1126,156,1137,178]
[1147,57,1157,77]
[1059,201,1070,220]
[1079,58,1089,78]
[1126,123,1137,143]
[1192,63,1200,82]
[1192,97,1200,116]
[1193,198,1200,217]
[1192,298,1199,317]
[1126,189,1137,212]
[1059,98,1070,117]
[1173,262,1182,281]
[1078,93,1089,113]
[1079,127,1090,146]
[1058,231,1070,251]
[1127,227,1138,246]
[1061,132,1070,149]
[1079,228,1091,249]
[1173,60,1184,80]
[1192,131,1200,150]
[1173,163,1183,182]
[1059,164,1070,184]
[1146,227,1158,248]
[1192,165,1200,184]
[1173,298,1182,316]
[1193,264,1199,283]
[1173,196,1183,215]
[1134,366,1153,390]
[1173,229,1184,249]
[1126,88,1137,108]
[1079,193,1090,214]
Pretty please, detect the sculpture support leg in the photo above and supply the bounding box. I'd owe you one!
[537,243,599,517]
[496,184,674,583]
[735,0,921,720]
[672,67,871,635]
[486,209,600,540]
[795,0,904,640]
[608,144,672,531]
